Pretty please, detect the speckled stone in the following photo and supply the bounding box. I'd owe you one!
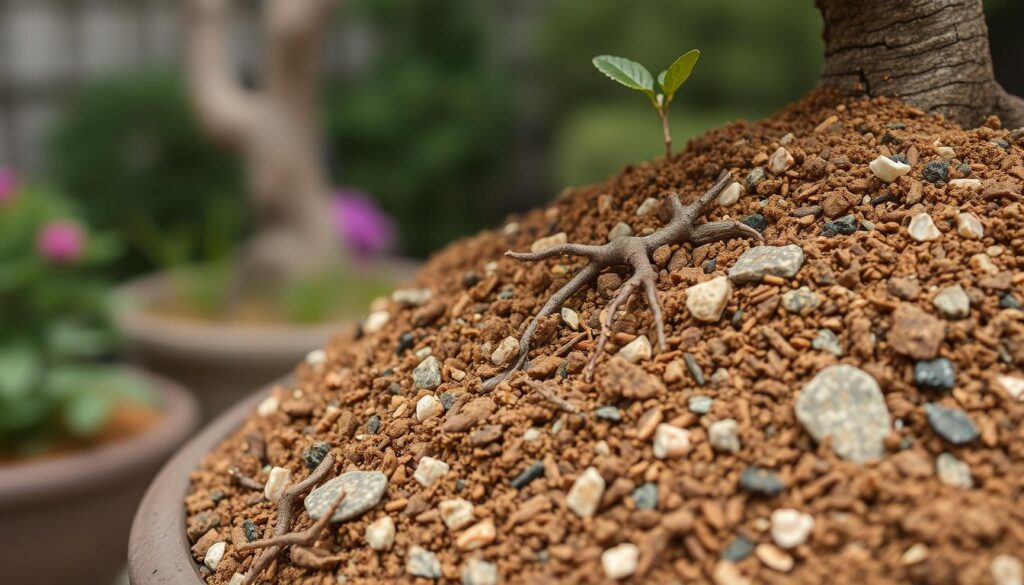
[728,245,805,284]
[781,286,821,315]
[925,403,979,445]
[812,329,843,356]
[913,358,956,392]
[305,471,388,523]
[632,483,658,509]
[688,395,713,414]
[413,356,442,389]
[407,546,442,579]
[795,364,891,463]
[935,452,973,488]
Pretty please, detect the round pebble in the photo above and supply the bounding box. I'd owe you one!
[601,543,639,580]
[771,508,814,549]
[913,358,956,392]
[924,402,979,445]
[305,471,389,523]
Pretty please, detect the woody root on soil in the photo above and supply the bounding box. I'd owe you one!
[483,170,762,390]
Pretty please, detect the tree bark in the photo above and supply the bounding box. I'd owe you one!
[186,0,339,283]
[816,0,1024,129]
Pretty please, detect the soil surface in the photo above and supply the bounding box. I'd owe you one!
[184,90,1024,585]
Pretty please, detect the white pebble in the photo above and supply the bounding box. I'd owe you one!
[908,212,942,242]
[461,559,498,585]
[779,132,795,145]
[708,419,741,453]
[901,543,930,565]
[560,307,580,330]
[392,288,432,307]
[407,546,442,579]
[607,222,633,242]
[686,276,732,323]
[439,498,475,531]
[414,456,450,487]
[992,554,1023,585]
[768,147,795,174]
[957,213,984,239]
[531,232,567,253]
[305,349,326,365]
[566,466,606,518]
[522,428,541,442]
[617,335,652,363]
[503,222,519,235]
[256,395,280,417]
[364,516,396,551]
[228,573,246,585]
[718,182,743,207]
[770,508,814,549]
[932,284,970,320]
[755,543,794,572]
[949,178,981,190]
[652,423,691,459]
[204,541,226,570]
[456,518,496,550]
[416,395,441,421]
[996,375,1024,401]
[264,466,291,502]
[869,156,911,183]
[364,310,390,333]
[490,336,520,366]
[601,543,639,580]
[935,146,956,159]
[713,560,750,585]
[971,253,999,275]
[636,197,659,215]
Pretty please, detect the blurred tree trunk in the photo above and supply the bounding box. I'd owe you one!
[186,0,339,283]
[816,0,1024,129]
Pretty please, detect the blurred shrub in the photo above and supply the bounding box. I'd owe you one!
[324,0,514,257]
[48,71,244,276]
[0,172,153,456]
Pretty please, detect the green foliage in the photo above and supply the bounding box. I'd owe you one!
[48,71,244,276]
[0,181,154,456]
[324,0,514,257]
[592,56,656,97]
[659,50,701,100]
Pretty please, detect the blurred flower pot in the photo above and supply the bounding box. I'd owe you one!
[113,260,418,420]
[0,369,199,585]
[128,382,272,585]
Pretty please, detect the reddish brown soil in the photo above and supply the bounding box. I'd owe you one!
[184,90,1024,585]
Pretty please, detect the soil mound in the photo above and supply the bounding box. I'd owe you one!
[185,90,1024,585]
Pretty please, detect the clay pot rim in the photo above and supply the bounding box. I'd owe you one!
[0,367,199,508]
[128,379,277,585]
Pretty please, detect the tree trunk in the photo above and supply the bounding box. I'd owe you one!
[186,0,339,284]
[816,0,1024,129]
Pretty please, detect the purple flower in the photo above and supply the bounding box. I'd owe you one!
[37,220,86,264]
[0,167,17,205]
[330,189,396,261]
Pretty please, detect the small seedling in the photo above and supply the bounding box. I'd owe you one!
[592,49,700,158]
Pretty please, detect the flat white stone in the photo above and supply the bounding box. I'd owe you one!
[305,471,389,523]
[407,546,442,579]
[718,182,743,207]
[686,276,732,322]
[869,156,911,183]
[364,516,396,550]
[439,498,475,531]
[755,543,794,572]
[933,284,970,319]
[652,423,690,459]
[935,452,972,488]
[935,146,956,159]
[949,178,981,190]
[257,395,280,417]
[531,232,567,253]
[768,147,795,174]
[908,212,942,242]
[996,375,1024,401]
[461,559,498,585]
[601,543,639,580]
[636,197,659,215]
[708,419,741,453]
[414,456,450,487]
[607,222,632,242]
[957,213,984,239]
[901,543,930,565]
[364,310,390,333]
[456,518,496,550]
[490,336,520,366]
[204,541,226,570]
[392,288,433,307]
[560,307,580,330]
[770,508,814,549]
[228,573,246,585]
[416,395,441,421]
[991,554,1023,585]
[264,467,291,502]
[971,253,999,275]
[566,466,605,518]
[305,349,326,365]
[617,335,652,363]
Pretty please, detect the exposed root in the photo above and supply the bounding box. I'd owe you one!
[523,379,582,414]
[482,171,761,390]
[229,467,265,491]
[238,454,338,585]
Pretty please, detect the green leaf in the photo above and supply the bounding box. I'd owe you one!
[0,343,41,399]
[657,49,700,100]
[592,55,655,97]
[63,390,113,437]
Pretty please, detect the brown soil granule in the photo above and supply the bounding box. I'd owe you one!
[185,90,1024,585]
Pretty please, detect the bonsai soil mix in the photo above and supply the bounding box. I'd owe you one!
[182,91,1024,584]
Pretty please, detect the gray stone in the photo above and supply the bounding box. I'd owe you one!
[305,471,388,523]
[728,245,805,284]
[812,329,843,356]
[407,546,442,579]
[413,356,442,389]
[709,419,741,453]
[781,286,821,315]
[594,406,622,422]
[688,395,713,414]
[933,284,970,319]
[925,403,979,445]
[632,482,658,509]
[739,466,784,496]
[795,365,891,463]
[913,358,956,392]
[721,535,755,562]
[936,452,973,488]
[461,559,498,585]
[745,167,766,191]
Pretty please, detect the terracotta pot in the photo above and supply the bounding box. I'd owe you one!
[0,370,199,585]
[128,382,273,585]
[114,260,417,420]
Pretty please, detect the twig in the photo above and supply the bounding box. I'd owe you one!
[229,467,264,491]
[554,331,588,357]
[524,380,581,414]
[483,171,761,390]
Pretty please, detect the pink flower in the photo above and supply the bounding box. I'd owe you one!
[37,220,86,264]
[0,167,17,205]
[330,189,396,261]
